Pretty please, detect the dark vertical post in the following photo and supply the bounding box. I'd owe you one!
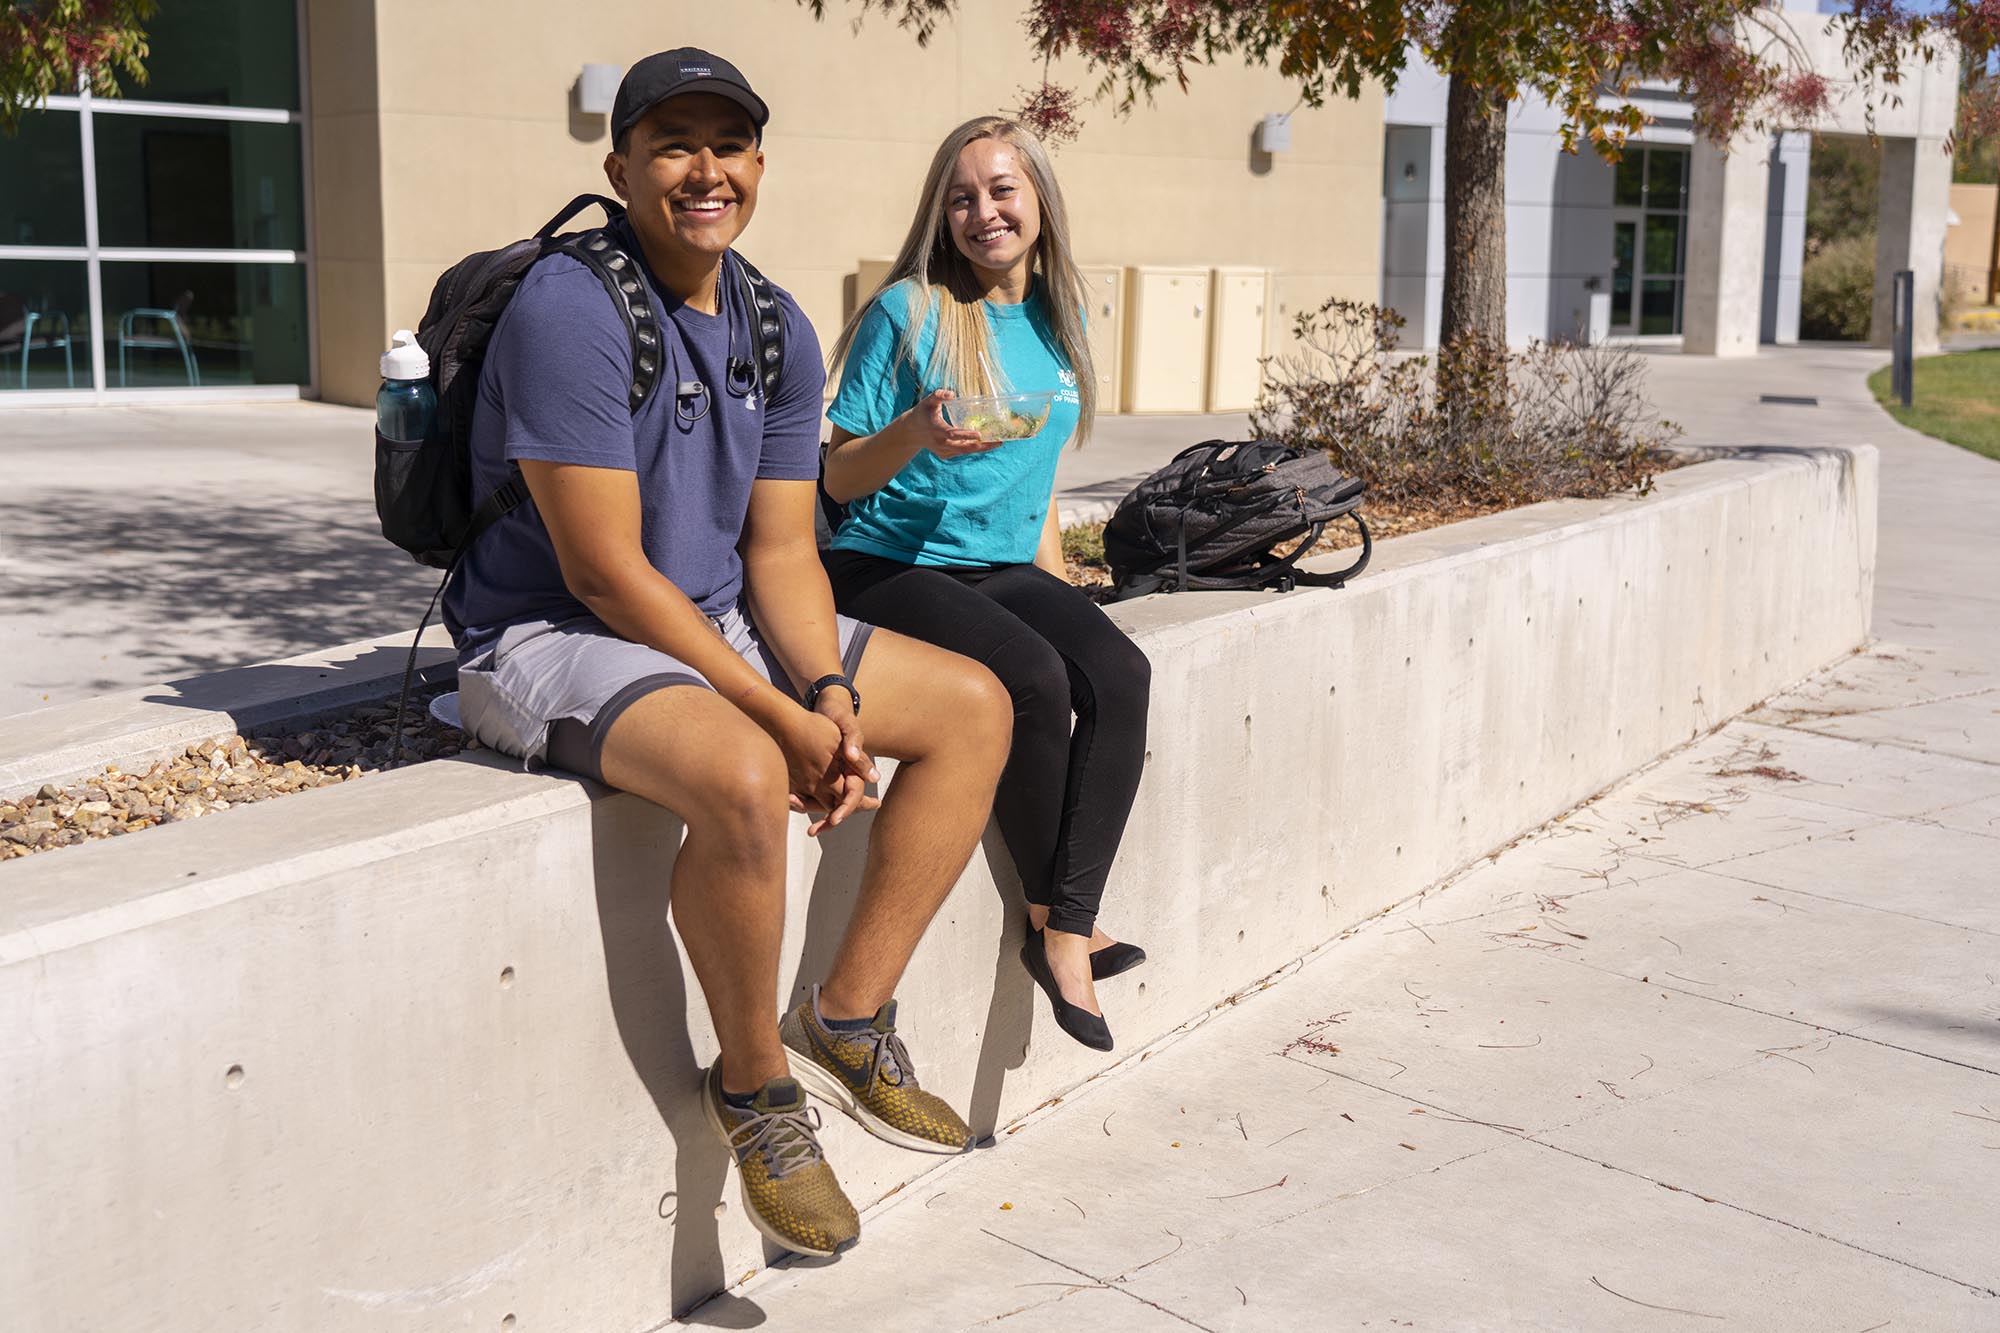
[1892,269,1914,408]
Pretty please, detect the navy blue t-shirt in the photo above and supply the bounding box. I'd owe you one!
[445,220,825,658]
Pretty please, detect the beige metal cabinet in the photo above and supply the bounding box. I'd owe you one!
[1206,267,1271,413]
[1122,266,1210,414]
[849,257,897,322]
[830,258,899,399]
[1077,264,1125,412]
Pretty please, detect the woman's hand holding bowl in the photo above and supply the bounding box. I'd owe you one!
[907,388,999,459]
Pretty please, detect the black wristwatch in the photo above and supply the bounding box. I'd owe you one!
[803,673,860,716]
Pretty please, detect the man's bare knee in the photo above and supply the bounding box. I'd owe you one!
[929,662,1012,768]
[681,738,790,851]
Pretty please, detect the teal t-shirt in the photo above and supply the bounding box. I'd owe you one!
[826,278,1081,568]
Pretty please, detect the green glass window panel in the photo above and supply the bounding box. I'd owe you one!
[1643,214,1682,278]
[0,260,91,392]
[1611,221,1636,326]
[0,111,86,246]
[1645,148,1686,206]
[93,117,305,250]
[102,260,308,387]
[1639,278,1680,336]
[111,0,299,109]
[1614,153,1644,207]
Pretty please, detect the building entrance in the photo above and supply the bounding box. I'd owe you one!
[1608,146,1690,337]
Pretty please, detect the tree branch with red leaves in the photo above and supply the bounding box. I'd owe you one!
[2,0,155,136]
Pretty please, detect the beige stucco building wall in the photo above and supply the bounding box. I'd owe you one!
[1946,182,1997,303]
[304,0,1384,407]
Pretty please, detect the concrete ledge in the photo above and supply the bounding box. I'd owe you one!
[0,629,455,795]
[0,446,1876,1330]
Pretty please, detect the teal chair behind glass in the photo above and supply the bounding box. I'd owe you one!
[0,292,77,389]
[117,289,200,387]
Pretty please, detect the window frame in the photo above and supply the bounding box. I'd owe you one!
[0,0,313,404]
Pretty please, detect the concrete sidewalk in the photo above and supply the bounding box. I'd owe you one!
[0,402,1239,718]
[695,347,2000,1329]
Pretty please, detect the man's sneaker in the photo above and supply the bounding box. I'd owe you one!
[699,1066,859,1257]
[780,986,974,1156]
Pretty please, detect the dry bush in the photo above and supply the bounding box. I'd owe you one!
[1799,233,1876,341]
[1250,299,1675,508]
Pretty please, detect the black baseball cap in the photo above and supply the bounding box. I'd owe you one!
[611,48,769,146]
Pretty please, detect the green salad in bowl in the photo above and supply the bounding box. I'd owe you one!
[942,391,1056,443]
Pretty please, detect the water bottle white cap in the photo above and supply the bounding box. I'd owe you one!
[381,329,430,380]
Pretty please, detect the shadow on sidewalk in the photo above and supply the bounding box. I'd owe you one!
[9,484,440,686]
[134,640,454,732]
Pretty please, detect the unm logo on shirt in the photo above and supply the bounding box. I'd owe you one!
[1058,369,1076,388]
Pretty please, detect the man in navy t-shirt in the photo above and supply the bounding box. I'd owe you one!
[445,49,1012,1258]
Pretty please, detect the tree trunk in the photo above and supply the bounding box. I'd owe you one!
[1440,73,1509,349]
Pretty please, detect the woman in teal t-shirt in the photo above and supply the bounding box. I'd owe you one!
[822,115,1150,1052]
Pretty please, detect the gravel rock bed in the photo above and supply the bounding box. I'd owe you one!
[0,690,473,862]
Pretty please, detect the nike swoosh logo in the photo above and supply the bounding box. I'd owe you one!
[801,1020,874,1094]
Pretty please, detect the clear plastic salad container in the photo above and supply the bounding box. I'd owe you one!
[941,391,1056,442]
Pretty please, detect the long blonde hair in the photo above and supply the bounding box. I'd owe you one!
[830,115,1095,445]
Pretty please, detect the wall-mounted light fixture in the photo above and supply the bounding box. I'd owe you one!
[1255,113,1292,155]
[1402,161,1418,183]
[577,63,622,117]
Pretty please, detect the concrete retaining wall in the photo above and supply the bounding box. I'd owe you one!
[0,446,1876,1331]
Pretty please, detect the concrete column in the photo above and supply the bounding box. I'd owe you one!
[1760,131,1810,345]
[1683,134,1771,357]
[306,1,387,407]
[1872,136,1952,354]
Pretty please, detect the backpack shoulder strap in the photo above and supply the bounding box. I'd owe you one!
[1289,512,1372,589]
[550,229,664,414]
[454,227,665,555]
[731,252,786,399]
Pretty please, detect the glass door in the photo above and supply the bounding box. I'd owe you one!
[1611,218,1638,334]
[1608,145,1689,338]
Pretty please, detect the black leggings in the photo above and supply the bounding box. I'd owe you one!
[825,550,1150,936]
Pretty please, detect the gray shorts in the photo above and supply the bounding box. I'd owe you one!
[457,603,873,782]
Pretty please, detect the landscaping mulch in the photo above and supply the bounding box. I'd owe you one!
[0,690,470,863]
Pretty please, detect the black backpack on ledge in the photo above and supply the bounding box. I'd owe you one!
[1103,439,1371,599]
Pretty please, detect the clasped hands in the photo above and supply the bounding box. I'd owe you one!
[775,690,879,837]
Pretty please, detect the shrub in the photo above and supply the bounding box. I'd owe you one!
[1799,233,1876,341]
[1249,300,1672,509]
[1060,520,1104,566]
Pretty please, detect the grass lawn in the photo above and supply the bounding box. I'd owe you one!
[1867,349,2000,463]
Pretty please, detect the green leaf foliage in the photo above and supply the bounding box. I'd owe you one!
[2,0,156,137]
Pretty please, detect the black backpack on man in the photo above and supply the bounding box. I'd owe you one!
[369,191,788,757]
[1103,438,1371,599]
[373,191,785,570]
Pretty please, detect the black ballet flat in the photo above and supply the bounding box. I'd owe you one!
[1021,930,1114,1052]
[1090,941,1148,982]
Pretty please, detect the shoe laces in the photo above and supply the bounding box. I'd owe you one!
[863,1028,916,1091]
[729,1102,825,1180]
